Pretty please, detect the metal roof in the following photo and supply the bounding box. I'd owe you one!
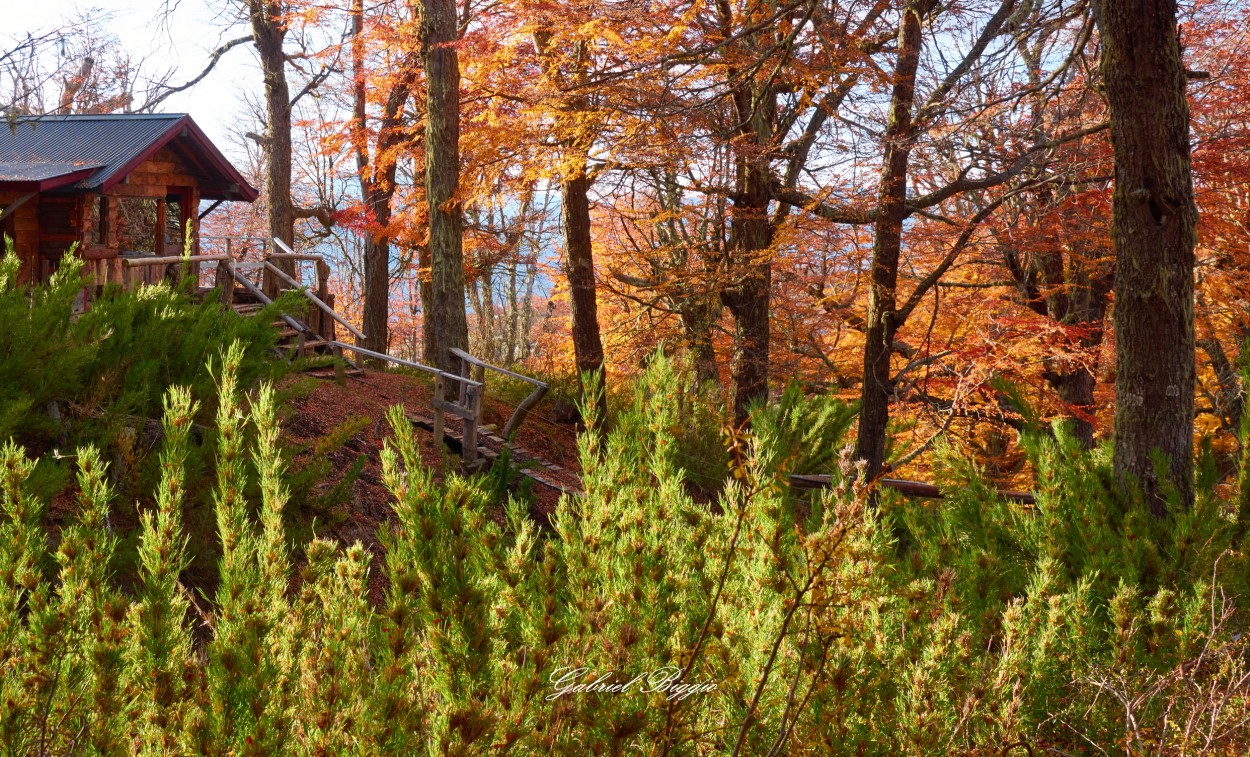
[0,161,103,182]
[0,114,258,201]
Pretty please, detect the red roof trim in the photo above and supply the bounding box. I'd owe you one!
[0,166,103,193]
[97,115,260,202]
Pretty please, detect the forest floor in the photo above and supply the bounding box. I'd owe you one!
[280,369,585,601]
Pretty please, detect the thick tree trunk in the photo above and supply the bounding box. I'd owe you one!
[679,300,720,387]
[561,169,607,419]
[855,0,928,481]
[722,97,774,424]
[1096,0,1198,514]
[420,0,468,372]
[721,241,771,423]
[249,0,295,289]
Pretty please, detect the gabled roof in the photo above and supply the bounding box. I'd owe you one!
[0,114,259,202]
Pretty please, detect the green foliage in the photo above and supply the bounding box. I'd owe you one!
[0,350,1248,754]
[0,242,284,450]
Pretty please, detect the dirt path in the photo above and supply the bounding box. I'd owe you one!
[280,370,583,599]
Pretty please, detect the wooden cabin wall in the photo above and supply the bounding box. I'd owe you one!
[3,147,208,292]
[0,191,40,284]
[103,145,205,282]
[104,147,202,261]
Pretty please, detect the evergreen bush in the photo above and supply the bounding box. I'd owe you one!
[0,348,1247,754]
[0,241,284,450]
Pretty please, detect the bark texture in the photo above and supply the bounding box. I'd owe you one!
[420,0,469,372]
[248,0,296,285]
[561,169,608,418]
[1096,0,1198,514]
[854,0,929,481]
[721,13,776,424]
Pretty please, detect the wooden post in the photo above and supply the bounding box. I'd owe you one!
[262,237,277,299]
[316,258,331,338]
[155,200,167,257]
[463,383,482,465]
[325,293,338,342]
[316,258,331,300]
[432,374,446,454]
[333,344,346,386]
[458,356,469,405]
[217,260,235,305]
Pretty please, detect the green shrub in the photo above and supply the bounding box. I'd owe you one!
[0,349,1247,754]
[0,242,285,451]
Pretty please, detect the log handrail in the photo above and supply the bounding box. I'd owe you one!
[449,348,547,387]
[228,262,314,337]
[263,260,367,343]
[121,254,230,267]
[267,252,325,261]
[448,348,548,441]
[326,341,481,387]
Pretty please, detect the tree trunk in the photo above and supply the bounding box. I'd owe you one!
[720,244,770,424]
[352,0,418,359]
[1016,232,1112,449]
[420,0,468,373]
[562,169,607,419]
[679,299,720,387]
[1096,0,1198,514]
[855,0,928,481]
[249,0,295,290]
[1050,363,1100,447]
[506,256,520,365]
[722,74,775,424]
[360,202,393,355]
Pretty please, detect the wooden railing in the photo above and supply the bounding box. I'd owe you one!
[119,253,229,290]
[449,348,549,442]
[267,239,358,344]
[199,237,552,468]
[327,341,497,464]
[222,260,317,340]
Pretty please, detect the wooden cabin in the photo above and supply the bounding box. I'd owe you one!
[0,113,258,290]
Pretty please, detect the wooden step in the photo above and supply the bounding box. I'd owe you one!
[232,303,264,315]
[304,368,366,379]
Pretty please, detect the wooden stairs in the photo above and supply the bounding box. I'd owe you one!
[212,238,552,476]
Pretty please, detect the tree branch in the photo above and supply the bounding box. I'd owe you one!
[140,35,251,112]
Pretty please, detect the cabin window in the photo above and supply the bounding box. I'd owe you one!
[165,194,184,253]
[87,196,109,246]
[117,198,159,254]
